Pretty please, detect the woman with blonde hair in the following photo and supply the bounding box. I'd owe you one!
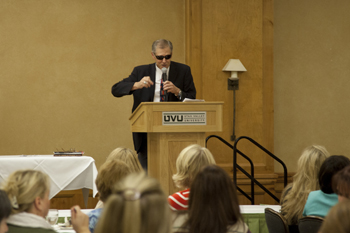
[168,144,216,211]
[88,159,132,233]
[93,172,171,233]
[280,145,329,232]
[106,147,143,173]
[94,147,143,209]
[2,169,55,233]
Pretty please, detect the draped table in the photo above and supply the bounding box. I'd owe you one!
[241,205,281,233]
[54,205,281,233]
[0,155,98,206]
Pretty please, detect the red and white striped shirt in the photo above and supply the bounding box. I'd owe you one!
[168,188,190,211]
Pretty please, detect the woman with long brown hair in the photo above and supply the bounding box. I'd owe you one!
[173,165,250,233]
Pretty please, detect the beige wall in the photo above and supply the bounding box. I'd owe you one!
[1,0,274,178]
[0,0,185,169]
[3,0,348,203]
[274,0,350,172]
[5,0,346,177]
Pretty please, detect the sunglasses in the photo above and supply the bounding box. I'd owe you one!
[154,54,172,60]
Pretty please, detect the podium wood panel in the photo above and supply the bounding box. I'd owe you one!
[129,102,223,133]
[129,102,223,196]
[148,132,205,195]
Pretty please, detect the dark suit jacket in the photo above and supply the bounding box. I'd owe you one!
[111,61,196,153]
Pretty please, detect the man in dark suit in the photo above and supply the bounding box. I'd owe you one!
[111,39,196,170]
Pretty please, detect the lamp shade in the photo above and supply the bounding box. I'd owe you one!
[222,59,247,72]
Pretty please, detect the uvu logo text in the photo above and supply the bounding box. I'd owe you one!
[164,115,184,122]
[162,112,206,125]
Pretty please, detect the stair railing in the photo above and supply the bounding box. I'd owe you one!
[206,135,288,204]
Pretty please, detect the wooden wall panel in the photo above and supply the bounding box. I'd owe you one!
[186,0,274,204]
[186,0,274,171]
[186,0,203,98]
[50,190,99,209]
[262,0,274,171]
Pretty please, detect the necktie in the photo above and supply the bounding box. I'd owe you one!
[160,79,165,102]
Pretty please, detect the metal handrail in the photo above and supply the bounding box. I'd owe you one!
[234,136,288,187]
[206,135,288,204]
[206,135,255,203]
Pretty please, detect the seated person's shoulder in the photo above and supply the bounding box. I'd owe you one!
[172,212,189,233]
[227,221,250,233]
[308,190,321,199]
[168,189,190,211]
[88,208,103,233]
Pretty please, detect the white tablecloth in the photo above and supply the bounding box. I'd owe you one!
[240,205,281,213]
[0,155,98,205]
[54,206,281,233]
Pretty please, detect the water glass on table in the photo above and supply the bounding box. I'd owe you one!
[47,209,59,225]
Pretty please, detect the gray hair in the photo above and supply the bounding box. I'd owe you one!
[152,39,173,54]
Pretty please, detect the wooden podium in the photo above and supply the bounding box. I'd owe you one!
[129,102,223,195]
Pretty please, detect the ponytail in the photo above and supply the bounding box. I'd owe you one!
[2,170,50,214]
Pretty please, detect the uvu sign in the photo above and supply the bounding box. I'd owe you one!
[162,112,206,125]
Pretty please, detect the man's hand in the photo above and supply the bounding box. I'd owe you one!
[163,81,180,95]
[131,76,154,91]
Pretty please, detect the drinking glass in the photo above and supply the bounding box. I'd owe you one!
[46,209,59,226]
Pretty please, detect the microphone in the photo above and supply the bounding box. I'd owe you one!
[161,68,168,101]
[161,67,168,81]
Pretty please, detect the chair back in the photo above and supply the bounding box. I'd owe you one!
[298,216,324,233]
[265,207,289,233]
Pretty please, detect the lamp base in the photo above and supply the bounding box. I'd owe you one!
[228,79,239,90]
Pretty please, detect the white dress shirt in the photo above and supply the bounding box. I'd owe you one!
[153,64,170,102]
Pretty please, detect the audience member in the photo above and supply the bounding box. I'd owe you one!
[319,199,350,233]
[332,165,350,202]
[93,172,171,233]
[88,160,132,233]
[280,145,329,232]
[2,170,56,233]
[0,190,12,233]
[172,165,250,233]
[168,144,216,211]
[71,205,90,233]
[303,155,350,217]
[95,147,143,209]
[105,147,143,173]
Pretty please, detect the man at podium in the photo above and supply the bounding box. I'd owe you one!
[111,39,196,170]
